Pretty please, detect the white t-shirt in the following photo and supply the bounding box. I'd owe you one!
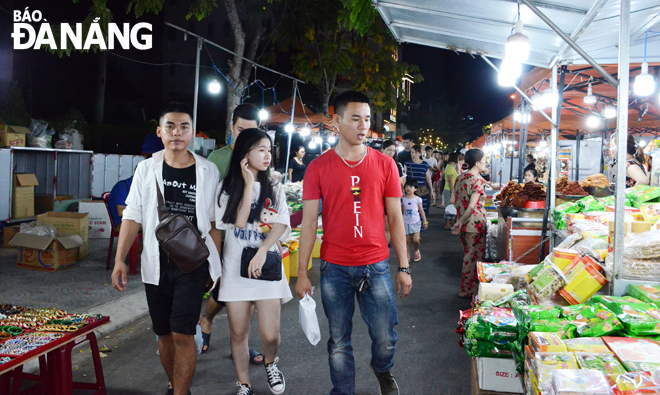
[215,180,292,303]
[424,157,438,175]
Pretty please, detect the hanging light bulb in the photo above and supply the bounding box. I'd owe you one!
[603,105,617,119]
[300,126,311,136]
[634,62,655,96]
[542,90,557,108]
[498,59,521,87]
[639,139,648,148]
[513,110,522,122]
[285,123,295,133]
[584,83,597,104]
[308,141,317,149]
[539,139,547,147]
[505,20,530,63]
[258,109,269,121]
[397,145,404,152]
[314,136,323,144]
[208,79,221,94]
[328,136,336,144]
[586,115,601,128]
[531,93,546,110]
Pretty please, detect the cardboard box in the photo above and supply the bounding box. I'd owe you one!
[0,124,31,147]
[559,260,607,305]
[34,194,74,214]
[2,225,20,248]
[9,232,84,271]
[78,201,111,239]
[12,174,39,218]
[36,212,89,259]
[529,332,567,353]
[476,358,523,394]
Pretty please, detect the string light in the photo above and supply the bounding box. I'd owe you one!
[285,123,295,133]
[208,79,221,94]
[259,109,269,121]
[328,136,336,144]
[308,141,317,149]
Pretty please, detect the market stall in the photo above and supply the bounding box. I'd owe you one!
[0,305,109,394]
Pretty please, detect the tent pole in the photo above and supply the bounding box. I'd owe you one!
[519,0,618,88]
[575,130,581,181]
[613,0,631,296]
[520,101,529,180]
[283,82,298,183]
[600,130,606,174]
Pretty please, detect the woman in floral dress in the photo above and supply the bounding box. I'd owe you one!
[451,148,487,298]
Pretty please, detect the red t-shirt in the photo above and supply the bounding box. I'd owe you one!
[303,147,402,266]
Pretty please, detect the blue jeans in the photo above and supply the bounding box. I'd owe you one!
[320,259,399,395]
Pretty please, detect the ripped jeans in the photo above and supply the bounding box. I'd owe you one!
[320,259,399,395]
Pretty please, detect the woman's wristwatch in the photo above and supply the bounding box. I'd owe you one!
[398,267,411,275]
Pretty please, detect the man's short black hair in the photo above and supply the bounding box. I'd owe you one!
[232,103,260,126]
[401,133,415,143]
[333,90,370,116]
[159,102,193,124]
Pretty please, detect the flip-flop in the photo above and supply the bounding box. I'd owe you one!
[249,348,264,365]
[201,331,211,354]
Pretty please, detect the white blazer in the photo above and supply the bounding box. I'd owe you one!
[123,149,221,285]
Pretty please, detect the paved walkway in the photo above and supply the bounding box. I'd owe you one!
[2,207,474,394]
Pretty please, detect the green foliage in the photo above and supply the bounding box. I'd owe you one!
[338,0,377,36]
[0,82,31,127]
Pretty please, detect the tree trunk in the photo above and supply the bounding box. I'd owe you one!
[321,74,336,117]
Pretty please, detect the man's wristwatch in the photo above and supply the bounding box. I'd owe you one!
[398,267,411,275]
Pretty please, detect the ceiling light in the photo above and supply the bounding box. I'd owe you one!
[634,62,655,97]
[604,105,617,119]
[542,90,557,108]
[513,110,521,122]
[300,127,311,136]
[584,83,597,104]
[586,115,601,128]
[314,136,322,144]
[639,140,648,148]
[258,109,269,121]
[285,123,295,133]
[531,93,546,110]
[498,59,521,87]
[539,139,547,147]
[328,136,336,144]
[505,20,530,63]
[308,142,317,149]
[208,80,221,94]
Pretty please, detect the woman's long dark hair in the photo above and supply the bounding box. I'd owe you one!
[611,132,646,165]
[218,128,277,225]
[382,140,398,163]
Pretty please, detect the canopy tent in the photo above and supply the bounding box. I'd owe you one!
[264,98,332,125]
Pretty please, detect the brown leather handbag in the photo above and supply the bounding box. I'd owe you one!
[154,177,210,273]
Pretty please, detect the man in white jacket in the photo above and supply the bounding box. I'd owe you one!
[111,102,222,395]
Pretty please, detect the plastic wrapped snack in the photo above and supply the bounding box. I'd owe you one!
[552,369,612,395]
[463,338,516,358]
[509,264,538,290]
[628,284,660,308]
[572,305,623,337]
[557,233,583,249]
[529,263,567,302]
[529,319,578,339]
[563,337,611,353]
[464,308,518,341]
[626,185,660,208]
[588,296,644,314]
[530,332,568,353]
[624,231,660,260]
[575,352,627,374]
[569,220,609,238]
[616,303,660,337]
[514,305,562,323]
[572,236,609,262]
[477,261,517,283]
[607,371,660,395]
[479,289,531,308]
[534,353,580,385]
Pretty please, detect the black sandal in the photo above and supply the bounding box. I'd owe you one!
[201,331,211,354]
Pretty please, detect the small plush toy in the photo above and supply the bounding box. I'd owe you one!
[259,198,278,233]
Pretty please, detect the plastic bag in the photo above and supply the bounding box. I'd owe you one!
[20,222,56,237]
[299,291,321,346]
[194,324,203,354]
[624,230,660,259]
[444,204,457,216]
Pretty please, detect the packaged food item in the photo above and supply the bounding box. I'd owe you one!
[624,231,660,260]
[622,361,660,372]
[464,308,519,341]
[528,319,578,339]
[557,233,584,249]
[529,262,567,302]
[575,352,627,374]
[603,336,660,365]
[561,304,595,319]
[564,337,611,353]
[553,248,580,271]
[626,185,660,207]
[514,305,562,323]
[477,261,517,283]
[530,332,568,353]
[588,296,644,314]
[479,289,531,308]
[616,303,660,337]
[534,353,580,385]
[552,369,612,395]
[607,371,660,395]
[478,283,514,302]
[640,203,660,225]
[582,174,609,189]
[559,259,608,305]
[628,284,660,308]
[574,306,623,337]
[463,338,516,358]
[578,195,606,212]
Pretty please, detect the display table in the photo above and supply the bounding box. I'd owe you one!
[0,316,109,395]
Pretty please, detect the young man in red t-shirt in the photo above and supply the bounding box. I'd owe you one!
[296,91,412,395]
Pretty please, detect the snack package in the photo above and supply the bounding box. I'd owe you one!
[624,231,660,260]
[629,284,660,309]
[616,303,660,337]
[578,196,606,212]
[607,371,660,395]
[529,262,567,302]
[528,319,578,339]
[626,185,660,207]
[602,337,660,366]
[530,332,568,353]
[622,361,660,372]
[573,305,624,337]
[563,337,611,353]
[557,233,583,250]
[575,352,627,374]
[478,283,514,303]
[559,259,608,305]
[588,296,644,314]
[640,203,660,225]
[553,248,580,271]
[464,308,518,341]
[463,338,516,358]
[534,353,580,386]
[514,305,563,323]
[509,264,538,290]
[572,236,609,262]
[479,289,531,308]
[477,261,517,283]
[552,369,612,395]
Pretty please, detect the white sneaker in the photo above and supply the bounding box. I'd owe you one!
[264,357,285,394]
[235,382,254,395]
